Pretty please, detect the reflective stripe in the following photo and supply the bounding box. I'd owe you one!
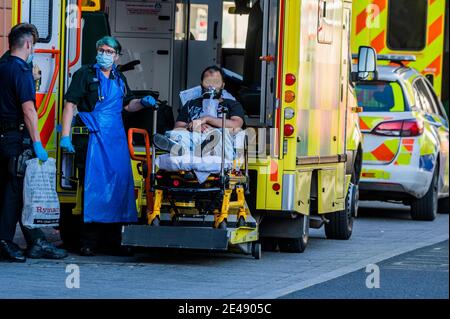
[363,138,400,163]
[361,169,391,179]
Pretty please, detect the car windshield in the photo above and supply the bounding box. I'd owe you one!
[355,82,405,112]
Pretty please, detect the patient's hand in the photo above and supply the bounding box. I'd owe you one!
[188,118,208,132]
[201,124,213,133]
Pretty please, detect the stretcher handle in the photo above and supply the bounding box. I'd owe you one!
[150,102,162,184]
[127,128,151,166]
[220,106,229,182]
[127,128,153,212]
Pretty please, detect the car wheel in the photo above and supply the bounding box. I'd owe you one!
[410,168,438,221]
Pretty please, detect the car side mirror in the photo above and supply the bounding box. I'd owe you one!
[352,46,378,82]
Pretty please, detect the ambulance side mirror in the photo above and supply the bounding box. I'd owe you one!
[352,46,378,82]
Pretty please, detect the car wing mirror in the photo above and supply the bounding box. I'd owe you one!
[351,46,378,82]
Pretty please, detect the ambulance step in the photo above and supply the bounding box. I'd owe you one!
[121,225,229,250]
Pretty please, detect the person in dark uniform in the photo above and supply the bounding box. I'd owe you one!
[60,36,157,256]
[0,24,66,262]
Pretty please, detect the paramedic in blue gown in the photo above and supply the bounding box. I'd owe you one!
[60,36,157,256]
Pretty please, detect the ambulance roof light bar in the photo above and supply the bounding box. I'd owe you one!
[352,53,416,66]
[376,54,417,63]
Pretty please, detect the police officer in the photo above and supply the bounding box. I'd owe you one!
[0,24,67,262]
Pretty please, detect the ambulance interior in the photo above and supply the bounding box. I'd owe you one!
[73,0,277,132]
[60,0,278,190]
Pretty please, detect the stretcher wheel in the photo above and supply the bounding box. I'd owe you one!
[151,217,160,226]
[237,217,246,228]
[251,242,261,260]
[218,220,227,229]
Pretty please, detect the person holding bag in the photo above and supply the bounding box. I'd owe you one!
[0,24,66,262]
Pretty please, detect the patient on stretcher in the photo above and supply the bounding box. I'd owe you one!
[153,66,246,182]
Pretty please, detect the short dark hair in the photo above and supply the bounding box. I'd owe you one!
[201,65,225,82]
[8,23,39,50]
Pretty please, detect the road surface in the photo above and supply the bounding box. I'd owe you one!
[0,201,448,299]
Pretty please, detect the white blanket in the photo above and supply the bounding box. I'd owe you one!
[155,130,246,183]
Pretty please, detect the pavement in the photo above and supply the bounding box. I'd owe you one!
[0,201,448,299]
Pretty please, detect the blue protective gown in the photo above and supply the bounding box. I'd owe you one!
[78,64,137,223]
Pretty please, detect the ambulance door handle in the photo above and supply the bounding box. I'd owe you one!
[260,55,275,63]
[156,50,169,55]
[270,77,274,93]
[213,21,219,40]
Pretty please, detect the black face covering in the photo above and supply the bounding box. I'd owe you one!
[201,85,223,99]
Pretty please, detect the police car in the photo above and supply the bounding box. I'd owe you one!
[354,54,449,221]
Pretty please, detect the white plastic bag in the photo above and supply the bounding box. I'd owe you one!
[21,158,60,228]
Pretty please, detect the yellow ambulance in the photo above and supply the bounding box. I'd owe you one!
[1,0,366,255]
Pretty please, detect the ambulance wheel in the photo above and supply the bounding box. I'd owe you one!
[278,215,309,253]
[325,185,355,240]
[438,197,449,214]
[59,204,81,250]
[261,238,278,251]
[251,242,261,260]
[410,168,438,221]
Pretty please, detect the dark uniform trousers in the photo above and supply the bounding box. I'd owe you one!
[0,128,46,244]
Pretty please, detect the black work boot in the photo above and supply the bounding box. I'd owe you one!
[0,240,26,263]
[80,246,95,257]
[27,238,68,259]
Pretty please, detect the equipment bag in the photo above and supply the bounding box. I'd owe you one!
[22,158,60,228]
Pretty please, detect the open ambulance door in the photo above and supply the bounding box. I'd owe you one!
[20,0,65,157]
[185,0,277,128]
[185,0,223,88]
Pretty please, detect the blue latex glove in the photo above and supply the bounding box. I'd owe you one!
[60,136,75,153]
[141,95,157,108]
[33,141,48,162]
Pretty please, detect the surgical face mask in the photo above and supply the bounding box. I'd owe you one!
[26,43,34,64]
[96,52,115,69]
[26,53,34,64]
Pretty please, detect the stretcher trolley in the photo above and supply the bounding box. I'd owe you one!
[122,102,261,259]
